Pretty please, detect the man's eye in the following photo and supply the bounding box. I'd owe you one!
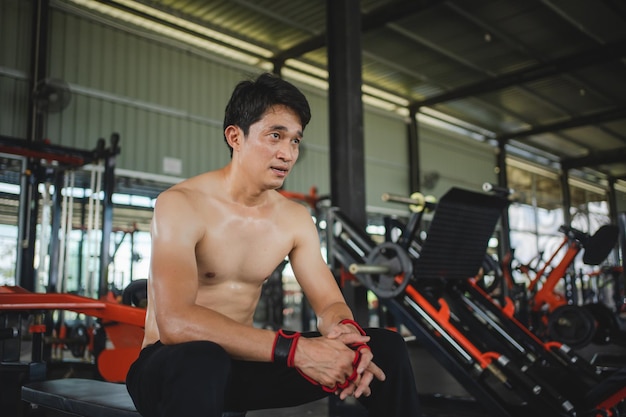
[292,138,301,145]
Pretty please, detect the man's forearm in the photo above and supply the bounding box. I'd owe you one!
[316,301,355,335]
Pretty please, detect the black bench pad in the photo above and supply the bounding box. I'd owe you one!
[22,378,246,417]
[22,379,139,417]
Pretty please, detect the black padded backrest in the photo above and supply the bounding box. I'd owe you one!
[582,224,619,265]
[414,187,508,281]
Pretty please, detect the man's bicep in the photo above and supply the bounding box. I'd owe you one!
[150,235,199,310]
[149,196,202,308]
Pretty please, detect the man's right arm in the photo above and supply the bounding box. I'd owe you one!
[148,190,276,360]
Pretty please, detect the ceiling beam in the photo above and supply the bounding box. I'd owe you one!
[410,38,626,110]
[496,106,626,142]
[561,148,626,170]
[272,0,442,63]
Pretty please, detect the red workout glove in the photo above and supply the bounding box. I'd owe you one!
[273,330,332,391]
[294,342,368,393]
[272,329,300,367]
[339,318,367,336]
[337,319,370,389]
[273,322,370,393]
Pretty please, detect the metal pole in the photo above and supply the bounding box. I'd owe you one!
[327,0,368,325]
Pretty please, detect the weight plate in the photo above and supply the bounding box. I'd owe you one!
[363,242,413,298]
[547,304,596,349]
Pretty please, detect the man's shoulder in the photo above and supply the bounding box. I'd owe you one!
[156,185,193,205]
[159,172,219,200]
[274,191,311,212]
[154,182,204,215]
[274,192,316,228]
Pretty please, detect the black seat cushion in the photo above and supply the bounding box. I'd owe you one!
[22,378,246,417]
[582,224,618,265]
[23,379,139,417]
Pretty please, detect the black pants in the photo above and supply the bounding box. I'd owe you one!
[126,328,421,417]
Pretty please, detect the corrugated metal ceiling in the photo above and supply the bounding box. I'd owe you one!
[79,0,626,188]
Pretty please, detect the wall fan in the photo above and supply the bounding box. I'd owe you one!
[33,78,72,113]
[422,170,440,190]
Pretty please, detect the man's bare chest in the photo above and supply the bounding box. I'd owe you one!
[197,220,293,282]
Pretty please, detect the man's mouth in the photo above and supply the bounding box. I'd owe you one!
[272,166,289,176]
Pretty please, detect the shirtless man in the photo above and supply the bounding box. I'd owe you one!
[126,73,421,416]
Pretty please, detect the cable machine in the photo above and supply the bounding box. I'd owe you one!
[0,133,120,296]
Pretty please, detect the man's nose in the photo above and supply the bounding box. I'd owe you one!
[277,143,296,161]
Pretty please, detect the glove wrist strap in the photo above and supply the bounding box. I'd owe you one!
[339,318,366,336]
[272,329,301,367]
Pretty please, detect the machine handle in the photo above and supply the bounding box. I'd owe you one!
[381,192,436,212]
[349,263,393,275]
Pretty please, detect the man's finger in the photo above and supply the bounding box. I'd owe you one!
[367,362,386,382]
[338,382,357,400]
[356,348,373,374]
[354,371,374,398]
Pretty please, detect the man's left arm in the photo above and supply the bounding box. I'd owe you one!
[286,205,358,335]
[288,205,385,397]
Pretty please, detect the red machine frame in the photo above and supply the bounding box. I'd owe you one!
[0,285,145,382]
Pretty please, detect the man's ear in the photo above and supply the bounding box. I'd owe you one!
[224,125,243,151]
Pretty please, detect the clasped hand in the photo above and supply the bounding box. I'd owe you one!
[293,325,386,400]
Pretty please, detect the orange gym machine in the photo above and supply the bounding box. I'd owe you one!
[326,186,626,417]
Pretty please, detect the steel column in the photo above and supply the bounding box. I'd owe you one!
[560,168,572,226]
[408,109,421,193]
[46,172,64,293]
[27,0,50,143]
[326,0,368,324]
[98,134,120,299]
[17,167,39,291]
[496,140,511,258]
[17,0,50,291]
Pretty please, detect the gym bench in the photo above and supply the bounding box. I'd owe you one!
[21,378,247,417]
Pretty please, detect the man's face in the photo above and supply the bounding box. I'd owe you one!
[237,104,303,189]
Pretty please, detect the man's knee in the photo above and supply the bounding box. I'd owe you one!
[367,328,412,367]
[368,327,407,349]
[163,341,232,382]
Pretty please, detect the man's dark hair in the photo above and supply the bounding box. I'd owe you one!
[223,73,311,156]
